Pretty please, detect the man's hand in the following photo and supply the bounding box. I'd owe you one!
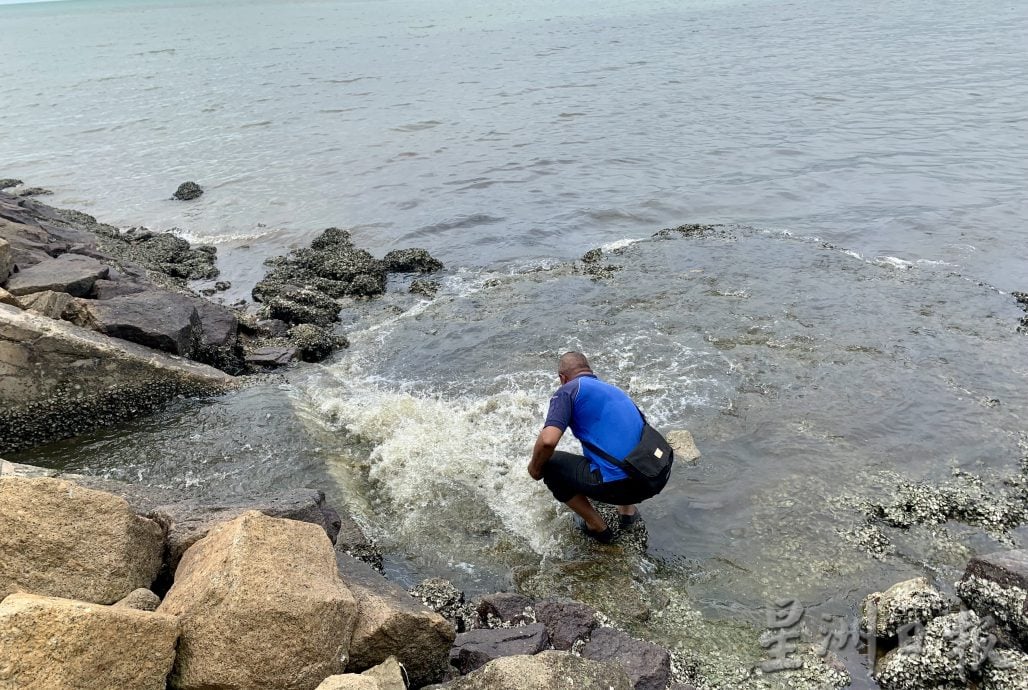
[528,426,563,481]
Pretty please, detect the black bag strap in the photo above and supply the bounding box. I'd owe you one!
[578,405,649,471]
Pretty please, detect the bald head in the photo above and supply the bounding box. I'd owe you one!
[558,351,592,380]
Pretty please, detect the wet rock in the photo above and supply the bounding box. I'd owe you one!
[159,511,357,690]
[16,186,53,197]
[0,593,179,690]
[71,290,202,356]
[173,181,203,201]
[337,553,455,685]
[873,609,989,689]
[410,278,440,297]
[245,346,297,366]
[440,651,632,690]
[449,623,549,675]
[112,231,219,281]
[19,288,75,319]
[0,476,164,604]
[475,592,535,628]
[91,277,148,299]
[410,577,474,633]
[534,599,598,650]
[957,549,1028,646]
[114,587,162,611]
[0,178,23,190]
[861,577,950,639]
[666,429,701,463]
[0,286,22,308]
[981,647,1028,689]
[254,317,290,337]
[0,237,11,283]
[289,322,348,362]
[149,488,342,579]
[266,286,342,326]
[4,252,110,297]
[383,247,443,273]
[581,627,671,690]
[214,280,231,291]
[335,514,384,571]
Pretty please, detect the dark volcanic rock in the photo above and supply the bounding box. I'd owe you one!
[288,323,348,363]
[581,627,671,690]
[91,278,147,300]
[534,599,598,650]
[475,592,535,627]
[193,300,238,347]
[172,181,203,201]
[383,248,443,274]
[449,624,549,675]
[149,489,340,581]
[5,253,110,297]
[72,291,202,356]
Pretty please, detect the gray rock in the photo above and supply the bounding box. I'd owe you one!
[114,588,162,612]
[289,323,348,363]
[92,278,148,299]
[475,592,535,627]
[534,599,598,650]
[873,609,989,690]
[0,178,23,190]
[172,181,203,201]
[245,346,296,367]
[383,248,443,273]
[861,577,950,639]
[0,304,234,454]
[265,287,341,326]
[957,549,1028,647]
[19,289,75,319]
[0,287,22,308]
[115,232,219,281]
[193,299,238,347]
[440,651,632,690]
[581,627,671,690]
[410,278,440,298]
[0,237,11,283]
[5,252,110,297]
[981,647,1028,690]
[337,553,456,686]
[255,318,290,337]
[449,624,549,675]
[149,488,341,577]
[410,577,473,633]
[72,291,202,356]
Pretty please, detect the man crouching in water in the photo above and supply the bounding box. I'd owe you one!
[528,351,670,543]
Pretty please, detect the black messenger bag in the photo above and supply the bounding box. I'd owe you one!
[582,415,674,496]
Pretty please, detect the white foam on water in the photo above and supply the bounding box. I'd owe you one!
[873,255,914,270]
[601,237,642,252]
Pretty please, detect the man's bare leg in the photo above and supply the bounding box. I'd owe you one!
[565,495,607,532]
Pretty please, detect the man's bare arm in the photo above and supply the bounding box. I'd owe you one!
[528,426,564,480]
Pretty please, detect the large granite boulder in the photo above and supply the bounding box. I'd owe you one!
[449,624,550,675]
[861,577,950,639]
[581,627,671,690]
[158,511,357,690]
[337,553,455,686]
[316,657,406,690]
[0,304,233,454]
[0,593,179,690]
[440,651,632,690]
[957,549,1028,647]
[114,588,162,611]
[0,476,164,604]
[71,290,202,356]
[0,237,11,283]
[149,489,343,577]
[4,252,110,297]
[534,599,598,650]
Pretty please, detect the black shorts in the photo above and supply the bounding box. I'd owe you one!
[542,451,660,505]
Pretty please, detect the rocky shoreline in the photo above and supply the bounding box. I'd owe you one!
[0,187,443,454]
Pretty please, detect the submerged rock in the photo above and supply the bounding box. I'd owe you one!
[861,577,950,639]
[173,181,203,200]
[439,651,632,690]
[410,278,440,297]
[159,511,357,690]
[0,593,179,690]
[337,553,455,686]
[0,476,164,604]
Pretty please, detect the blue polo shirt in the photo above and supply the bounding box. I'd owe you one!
[543,374,643,483]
